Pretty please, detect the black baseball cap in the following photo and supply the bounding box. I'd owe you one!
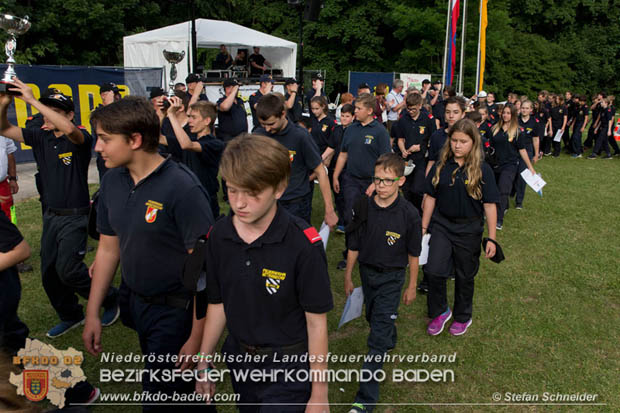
[358,82,370,90]
[100,82,124,94]
[259,74,274,83]
[284,78,297,86]
[422,79,431,85]
[223,78,239,88]
[482,238,505,263]
[39,89,74,113]
[185,73,201,84]
[311,72,324,81]
[149,87,165,99]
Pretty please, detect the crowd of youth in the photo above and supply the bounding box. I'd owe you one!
[0,73,615,413]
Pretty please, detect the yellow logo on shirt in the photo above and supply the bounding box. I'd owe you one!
[364,135,374,145]
[322,124,328,132]
[262,268,287,295]
[289,150,296,162]
[385,231,401,246]
[58,152,72,166]
[145,200,163,223]
[419,126,426,134]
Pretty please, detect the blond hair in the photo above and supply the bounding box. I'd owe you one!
[492,104,519,142]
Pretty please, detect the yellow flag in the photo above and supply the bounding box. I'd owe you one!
[479,0,488,89]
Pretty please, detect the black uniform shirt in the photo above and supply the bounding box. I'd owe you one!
[248,53,266,76]
[255,121,322,201]
[327,124,346,170]
[248,90,264,130]
[164,132,225,196]
[188,92,209,103]
[393,112,434,162]
[574,105,588,127]
[159,118,186,162]
[205,206,333,347]
[347,195,422,270]
[599,106,614,127]
[428,128,448,162]
[425,160,499,218]
[518,116,539,148]
[479,121,493,146]
[432,101,446,127]
[490,128,526,166]
[340,119,391,179]
[285,92,303,123]
[550,106,566,129]
[311,115,336,154]
[97,158,213,297]
[487,103,498,119]
[0,211,23,281]
[216,96,248,140]
[22,127,92,209]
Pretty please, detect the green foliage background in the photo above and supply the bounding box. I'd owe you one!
[2,0,620,98]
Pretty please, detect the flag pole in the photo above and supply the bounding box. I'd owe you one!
[458,0,467,95]
[442,0,452,86]
[475,0,482,92]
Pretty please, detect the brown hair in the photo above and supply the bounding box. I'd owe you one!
[310,96,329,115]
[445,96,466,113]
[492,104,519,141]
[355,93,375,110]
[90,96,160,153]
[375,152,405,177]
[375,83,388,96]
[190,101,217,127]
[340,103,354,115]
[406,93,423,107]
[174,90,190,110]
[256,93,286,120]
[341,93,354,105]
[433,119,484,200]
[465,110,482,123]
[220,133,290,192]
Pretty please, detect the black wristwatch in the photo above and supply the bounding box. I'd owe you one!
[8,175,17,181]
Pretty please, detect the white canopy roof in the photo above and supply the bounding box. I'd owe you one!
[123,19,297,86]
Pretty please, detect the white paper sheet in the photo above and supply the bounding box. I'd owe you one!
[419,233,431,265]
[338,287,364,328]
[520,169,546,196]
[319,221,330,252]
[553,129,563,142]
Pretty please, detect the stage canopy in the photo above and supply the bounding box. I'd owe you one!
[123,19,297,85]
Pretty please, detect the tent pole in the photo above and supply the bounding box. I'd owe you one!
[190,0,197,73]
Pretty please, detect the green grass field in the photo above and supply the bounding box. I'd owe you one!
[9,153,620,412]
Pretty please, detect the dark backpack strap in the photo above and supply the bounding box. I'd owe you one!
[182,226,212,292]
[87,190,100,240]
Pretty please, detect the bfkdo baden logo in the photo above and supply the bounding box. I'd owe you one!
[23,370,49,402]
[10,339,87,409]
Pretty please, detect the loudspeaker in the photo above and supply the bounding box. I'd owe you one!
[304,0,321,21]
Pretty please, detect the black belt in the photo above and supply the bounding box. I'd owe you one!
[137,293,192,310]
[48,207,90,216]
[361,263,405,273]
[238,340,307,357]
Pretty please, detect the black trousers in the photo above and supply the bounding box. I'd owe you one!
[355,265,405,412]
[0,267,29,354]
[118,282,210,412]
[402,159,425,213]
[514,145,533,206]
[494,163,518,225]
[593,128,611,156]
[341,172,371,226]
[328,168,345,226]
[41,212,116,322]
[571,125,584,154]
[551,126,562,156]
[583,125,596,148]
[423,215,483,322]
[222,335,311,413]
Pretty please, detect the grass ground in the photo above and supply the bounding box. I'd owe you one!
[10,152,620,412]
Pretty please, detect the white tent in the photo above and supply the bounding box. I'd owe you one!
[123,19,297,87]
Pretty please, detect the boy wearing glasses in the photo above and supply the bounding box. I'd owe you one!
[344,153,422,413]
[394,93,434,212]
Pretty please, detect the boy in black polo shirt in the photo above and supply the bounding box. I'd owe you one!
[196,134,332,412]
[217,79,248,142]
[285,78,303,123]
[345,153,421,413]
[394,92,434,212]
[165,98,225,217]
[0,78,119,338]
[570,95,589,157]
[83,97,214,412]
[254,93,338,227]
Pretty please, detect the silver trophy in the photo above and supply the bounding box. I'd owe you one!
[163,50,185,98]
[0,14,31,94]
